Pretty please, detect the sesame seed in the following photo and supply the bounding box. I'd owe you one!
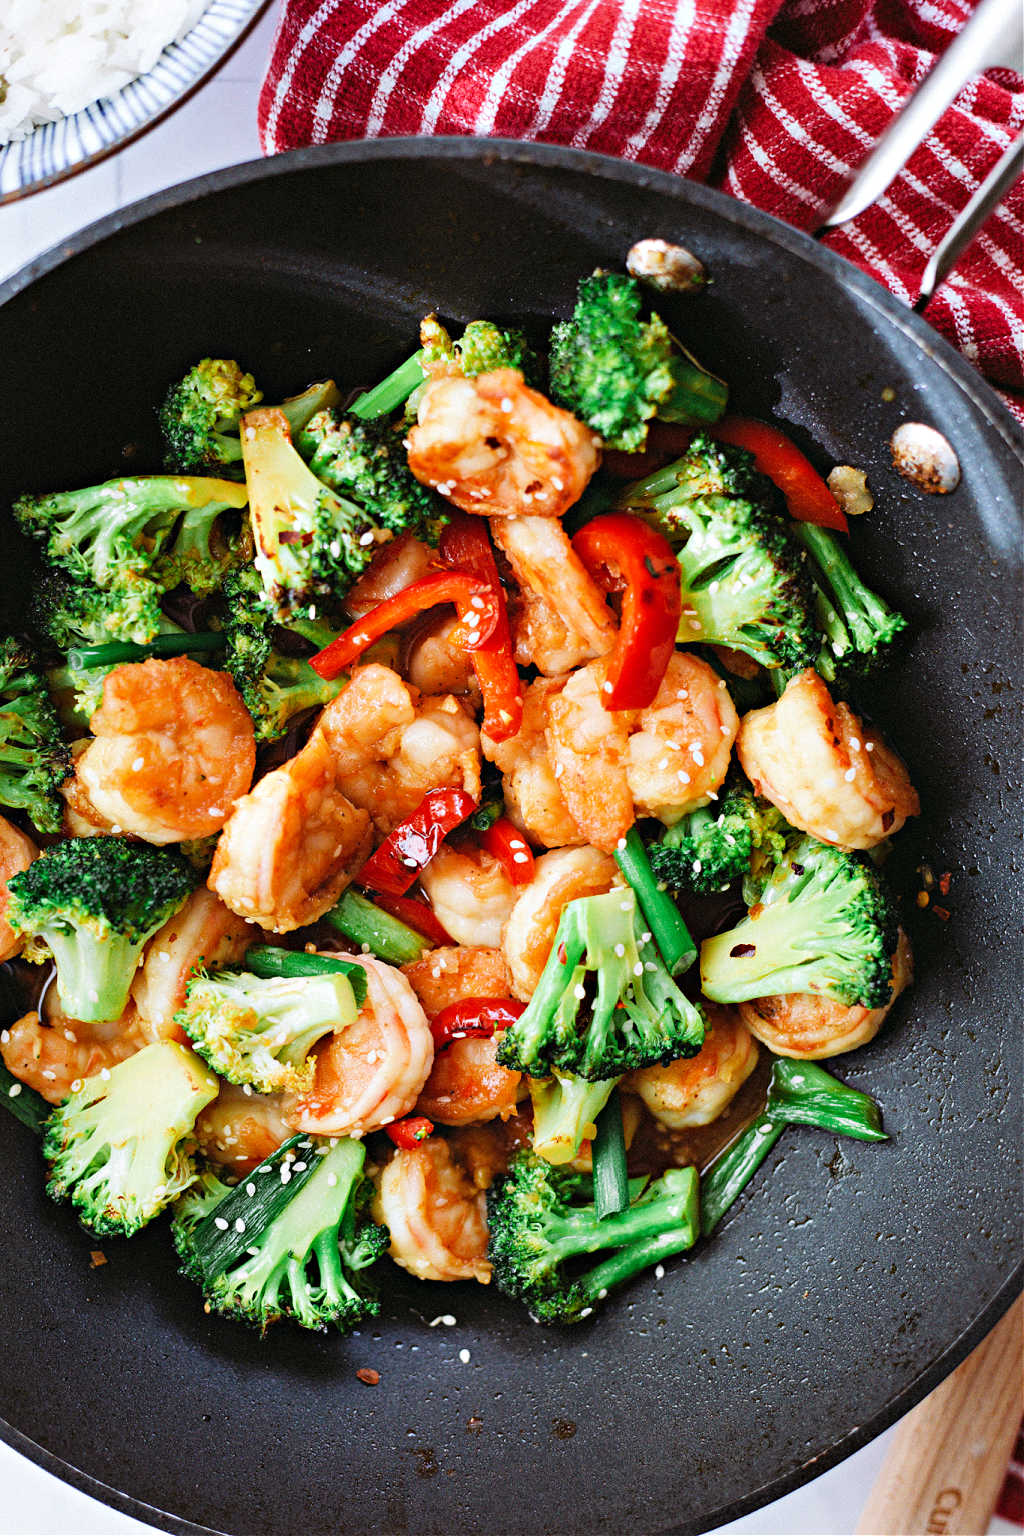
[8,1084,22,1098]
[0,1030,7,1044]
[655,1264,665,1280]
[459,1348,471,1364]
[677,770,691,784]
[573,983,587,1000]
[100,1067,111,1081]
[327,1172,339,1187]
[234,1218,246,1233]
[602,681,613,694]
[633,963,644,977]
[844,767,856,781]
[614,943,625,958]
[720,724,731,735]
[512,851,530,864]
[500,397,514,412]
[70,1079,82,1093]
[470,596,485,610]
[131,756,144,772]
[359,531,375,546]
[616,836,627,850]
[246,1183,256,1197]
[214,1216,229,1231]
[850,737,861,750]
[866,742,875,752]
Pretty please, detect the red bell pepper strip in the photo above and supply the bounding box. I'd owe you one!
[357,787,478,897]
[365,890,454,948]
[309,570,501,680]
[480,816,535,886]
[430,997,527,1053]
[572,512,681,711]
[439,512,523,742]
[710,417,848,533]
[385,1116,435,1148]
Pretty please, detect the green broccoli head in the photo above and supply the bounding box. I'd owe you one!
[618,435,819,673]
[172,1134,388,1333]
[6,836,196,1022]
[548,271,727,451]
[295,409,447,542]
[487,1152,699,1324]
[43,1041,218,1238]
[647,770,791,897]
[792,522,907,684]
[420,315,542,386]
[496,888,705,1082]
[177,967,360,1093]
[0,636,71,834]
[700,833,902,1010]
[528,1072,619,1166]
[159,358,263,475]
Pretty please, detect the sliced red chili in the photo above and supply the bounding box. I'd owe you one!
[385,1116,434,1148]
[357,787,478,897]
[710,417,848,532]
[480,816,535,886]
[309,570,500,680]
[572,511,681,711]
[430,997,527,1053]
[366,890,454,947]
[439,513,523,742]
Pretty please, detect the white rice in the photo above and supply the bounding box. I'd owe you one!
[0,0,209,146]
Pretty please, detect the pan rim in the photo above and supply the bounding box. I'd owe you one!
[0,135,1020,1536]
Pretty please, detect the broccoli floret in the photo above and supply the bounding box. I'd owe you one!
[647,770,791,897]
[528,1071,619,1166]
[43,1041,217,1238]
[700,834,901,1010]
[496,888,705,1082]
[158,358,264,475]
[172,1133,388,1333]
[548,271,727,451]
[793,522,907,683]
[177,967,360,1093]
[487,1152,699,1323]
[618,434,819,673]
[6,837,195,1022]
[295,410,447,543]
[0,636,71,834]
[420,315,542,386]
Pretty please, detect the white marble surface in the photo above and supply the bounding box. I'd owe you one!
[0,12,1017,1534]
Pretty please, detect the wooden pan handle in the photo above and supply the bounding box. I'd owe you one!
[856,1294,1022,1536]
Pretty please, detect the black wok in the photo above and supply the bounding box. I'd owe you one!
[0,140,1020,1536]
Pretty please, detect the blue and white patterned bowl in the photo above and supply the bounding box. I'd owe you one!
[0,0,267,203]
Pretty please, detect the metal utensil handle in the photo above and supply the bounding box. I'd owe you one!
[916,131,1024,307]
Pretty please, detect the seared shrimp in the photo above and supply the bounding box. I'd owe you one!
[194,1081,294,1175]
[482,676,585,850]
[209,729,371,933]
[546,653,739,850]
[343,533,435,621]
[737,669,919,850]
[401,611,479,699]
[1,1006,146,1104]
[0,814,37,961]
[61,741,121,837]
[738,930,913,1060]
[403,946,521,1126]
[492,515,616,671]
[373,1137,491,1283]
[502,847,620,1001]
[283,956,433,1137]
[407,369,599,519]
[418,842,517,949]
[75,658,256,844]
[624,1006,759,1128]
[132,887,257,1045]
[314,664,481,836]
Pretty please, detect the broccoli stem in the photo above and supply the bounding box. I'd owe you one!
[67,632,225,671]
[0,1060,50,1134]
[244,945,368,1008]
[614,827,697,974]
[791,522,898,653]
[324,890,430,965]
[577,1166,700,1302]
[349,354,427,420]
[592,1087,629,1218]
[47,926,152,1024]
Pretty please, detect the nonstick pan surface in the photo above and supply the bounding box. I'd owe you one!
[0,140,1020,1536]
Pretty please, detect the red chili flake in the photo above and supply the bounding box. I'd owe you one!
[89,1250,107,1268]
[557,942,568,965]
[730,942,757,958]
[938,872,952,896]
[356,1368,380,1386]
[932,905,951,922]
[277,530,313,546]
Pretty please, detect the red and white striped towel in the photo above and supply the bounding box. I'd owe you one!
[258,0,1024,413]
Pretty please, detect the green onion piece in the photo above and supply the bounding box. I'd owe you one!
[614,826,697,974]
[700,1113,783,1237]
[469,799,503,833]
[592,1086,629,1219]
[765,1058,887,1142]
[67,632,225,671]
[0,1060,51,1135]
[244,946,368,1008]
[349,353,427,420]
[324,890,430,966]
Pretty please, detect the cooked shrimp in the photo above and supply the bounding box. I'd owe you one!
[503,847,620,1001]
[481,676,585,850]
[403,945,521,1126]
[737,669,919,850]
[209,729,372,932]
[343,533,435,621]
[407,368,599,519]
[1,1005,146,1104]
[61,740,120,837]
[75,658,256,844]
[738,930,913,1060]
[418,842,517,948]
[624,1006,759,1129]
[0,814,37,961]
[132,887,257,1045]
[373,1137,491,1283]
[491,515,616,670]
[446,1114,533,1190]
[401,611,479,699]
[283,956,433,1137]
[507,578,597,677]
[194,1081,294,1175]
[546,653,739,850]
[314,663,481,836]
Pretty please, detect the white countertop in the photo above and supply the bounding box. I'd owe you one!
[0,13,1016,1532]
